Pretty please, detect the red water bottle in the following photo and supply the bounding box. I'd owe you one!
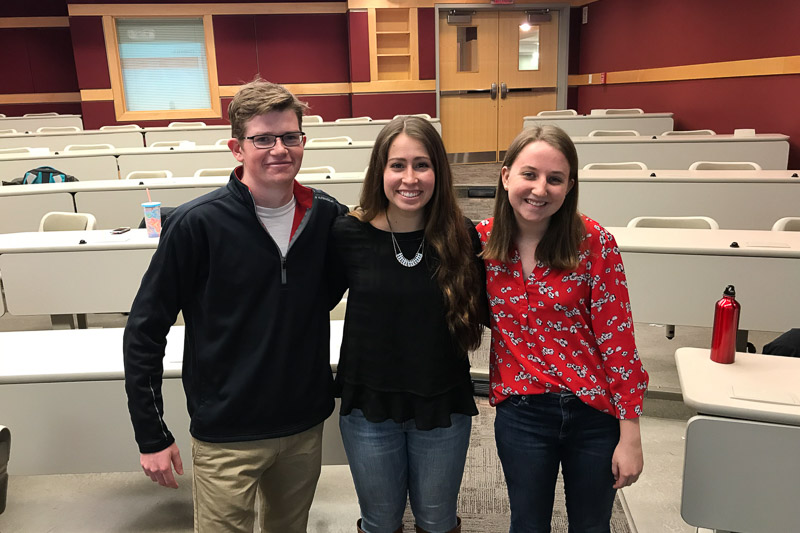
[710,285,740,364]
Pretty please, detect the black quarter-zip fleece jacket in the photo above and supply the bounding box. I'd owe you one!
[123,168,347,453]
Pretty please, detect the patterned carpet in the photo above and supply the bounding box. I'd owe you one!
[402,397,632,533]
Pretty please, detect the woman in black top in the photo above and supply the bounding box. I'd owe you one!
[330,116,485,533]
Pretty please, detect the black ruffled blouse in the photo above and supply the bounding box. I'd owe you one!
[329,215,480,430]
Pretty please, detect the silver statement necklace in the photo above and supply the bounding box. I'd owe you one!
[387,218,424,268]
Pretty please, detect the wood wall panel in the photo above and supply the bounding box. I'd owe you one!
[213,15,259,86]
[255,14,349,84]
[348,10,370,82]
[70,16,111,90]
[417,7,435,80]
[351,91,435,119]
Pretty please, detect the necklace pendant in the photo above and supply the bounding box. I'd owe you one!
[396,250,423,268]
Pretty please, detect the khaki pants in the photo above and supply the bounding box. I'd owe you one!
[191,423,323,533]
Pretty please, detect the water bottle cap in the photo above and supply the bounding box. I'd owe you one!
[723,285,736,297]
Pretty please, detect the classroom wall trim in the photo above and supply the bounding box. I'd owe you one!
[219,83,353,98]
[569,55,800,86]
[0,17,70,28]
[68,3,347,17]
[0,92,80,105]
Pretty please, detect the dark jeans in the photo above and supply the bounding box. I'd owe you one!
[495,392,620,533]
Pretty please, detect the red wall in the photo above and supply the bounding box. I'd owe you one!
[348,11,370,82]
[351,93,436,120]
[418,8,436,80]
[574,0,800,168]
[3,2,431,126]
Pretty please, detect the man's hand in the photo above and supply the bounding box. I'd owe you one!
[140,442,183,488]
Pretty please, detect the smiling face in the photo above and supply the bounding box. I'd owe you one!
[229,109,304,202]
[383,133,435,224]
[501,140,574,234]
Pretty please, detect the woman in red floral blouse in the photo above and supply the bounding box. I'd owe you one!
[477,125,649,533]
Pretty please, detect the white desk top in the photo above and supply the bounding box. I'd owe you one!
[675,347,800,426]
[572,133,789,144]
[0,172,365,196]
[0,228,157,253]
[608,226,800,258]
[0,114,83,131]
[524,112,674,121]
[0,321,344,384]
[580,168,800,182]
[140,118,439,134]
[0,141,374,160]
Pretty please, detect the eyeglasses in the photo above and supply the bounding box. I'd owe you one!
[244,132,305,149]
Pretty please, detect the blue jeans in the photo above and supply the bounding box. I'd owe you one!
[494,393,620,533]
[339,409,471,533]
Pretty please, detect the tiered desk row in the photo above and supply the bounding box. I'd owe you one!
[0,174,365,233]
[1,119,442,152]
[1,225,799,476]
[0,118,444,182]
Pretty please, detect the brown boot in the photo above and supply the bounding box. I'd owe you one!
[357,519,404,533]
[414,516,461,533]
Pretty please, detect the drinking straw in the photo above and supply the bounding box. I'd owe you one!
[146,188,152,202]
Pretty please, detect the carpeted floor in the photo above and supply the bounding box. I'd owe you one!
[402,397,631,533]
[452,163,501,223]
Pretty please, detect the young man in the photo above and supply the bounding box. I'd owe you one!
[123,79,347,532]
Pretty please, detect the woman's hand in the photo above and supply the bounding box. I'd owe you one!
[611,418,643,489]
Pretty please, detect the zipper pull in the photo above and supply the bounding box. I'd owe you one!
[281,257,287,285]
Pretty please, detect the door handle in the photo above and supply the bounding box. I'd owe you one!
[500,82,508,99]
[490,83,497,100]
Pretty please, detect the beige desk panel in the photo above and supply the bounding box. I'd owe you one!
[0,130,143,151]
[117,144,372,176]
[0,248,155,315]
[76,187,220,229]
[116,150,239,179]
[0,192,75,233]
[298,177,363,206]
[580,180,800,230]
[0,324,347,474]
[143,119,440,145]
[622,252,797,332]
[0,153,119,182]
[681,416,800,533]
[575,136,789,170]
[523,113,674,137]
[0,115,83,132]
[143,126,229,146]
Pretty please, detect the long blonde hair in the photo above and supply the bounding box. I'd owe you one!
[354,116,484,352]
[482,125,585,270]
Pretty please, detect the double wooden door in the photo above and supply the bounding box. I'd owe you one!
[439,10,560,162]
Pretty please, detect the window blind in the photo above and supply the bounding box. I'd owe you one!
[116,18,211,112]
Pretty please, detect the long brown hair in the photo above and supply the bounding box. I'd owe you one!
[482,125,585,270]
[354,116,484,352]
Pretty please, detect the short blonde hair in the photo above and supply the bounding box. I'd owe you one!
[228,78,309,140]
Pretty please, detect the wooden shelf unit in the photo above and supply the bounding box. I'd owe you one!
[370,7,418,82]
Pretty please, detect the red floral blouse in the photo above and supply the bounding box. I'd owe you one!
[477,215,648,419]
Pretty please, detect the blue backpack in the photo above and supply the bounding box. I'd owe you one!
[22,166,77,184]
